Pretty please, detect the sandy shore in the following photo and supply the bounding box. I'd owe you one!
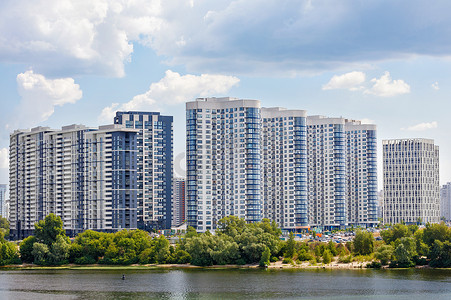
[1,260,372,270]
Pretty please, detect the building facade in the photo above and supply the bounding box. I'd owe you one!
[186,98,379,231]
[114,112,173,230]
[306,116,378,229]
[345,122,378,227]
[440,182,451,221]
[172,177,186,227]
[261,107,308,229]
[186,97,262,232]
[383,139,440,224]
[0,184,6,219]
[9,124,139,239]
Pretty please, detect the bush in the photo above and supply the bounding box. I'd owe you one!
[74,256,96,265]
[282,257,293,264]
[366,261,382,269]
[338,254,352,263]
[270,256,278,262]
[322,249,332,264]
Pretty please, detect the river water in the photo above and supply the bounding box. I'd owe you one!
[0,268,450,299]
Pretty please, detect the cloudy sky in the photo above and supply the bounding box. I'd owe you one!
[0,0,450,188]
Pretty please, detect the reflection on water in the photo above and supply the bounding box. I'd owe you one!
[0,268,450,299]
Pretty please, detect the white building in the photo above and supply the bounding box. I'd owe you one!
[306,116,378,229]
[345,121,378,227]
[383,139,440,224]
[186,97,262,232]
[9,124,139,239]
[440,182,451,221]
[261,107,308,229]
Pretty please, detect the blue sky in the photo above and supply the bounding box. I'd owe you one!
[0,0,450,188]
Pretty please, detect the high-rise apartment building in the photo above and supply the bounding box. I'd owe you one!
[186,97,261,232]
[172,177,186,227]
[306,116,378,229]
[440,182,451,221]
[261,107,308,229]
[186,98,378,231]
[383,139,440,224]
[0,184,6,219]
[114,112,173,230]
[345,122,378,227]
[9,124,139,239]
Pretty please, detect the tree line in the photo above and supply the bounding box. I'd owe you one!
[0,214,450,268]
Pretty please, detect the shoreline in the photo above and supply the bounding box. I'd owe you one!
[1,261,446,271]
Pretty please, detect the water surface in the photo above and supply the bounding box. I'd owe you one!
[0,268,450,299]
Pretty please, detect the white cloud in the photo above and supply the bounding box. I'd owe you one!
[364,72,410,97]
[11,70,82,128]
[0,0,163,77]
[0,148,8,169]
[2,1,451,76]
[432,81,439,90]
[402,121,438,131]
[98,70,240,122]
[322,71,365,91]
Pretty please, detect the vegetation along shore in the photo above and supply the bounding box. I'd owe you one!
[0,214,450,269]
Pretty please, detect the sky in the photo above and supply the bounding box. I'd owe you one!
[0,0,450,189]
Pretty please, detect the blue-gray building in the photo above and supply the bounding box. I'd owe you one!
[114,111,173,230]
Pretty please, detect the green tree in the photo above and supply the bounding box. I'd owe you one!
[34,214,66,245]
[422,222,451,247]
[216,216,246,238]
[322,249,332,264]
[32,242,49,265]
[284,232,296,258]
[185,235,214,266]
[429,240,451,268]
[392,237,417,267]
[375,245,393,265]
[259,246,271,267]
[353,230,374,255]
[0,241,20,265]
[19,235,37,263]
[0,216,9,237]
[48,235,70,264]
[380,223,410,245]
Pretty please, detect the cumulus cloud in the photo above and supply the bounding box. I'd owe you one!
[0,0,163,77]
[322,71,365,91]
[0,148,8,169]
[402,121,438,131]
[11,70,82,128]
[1,1,451,76]
[364,72,410,97]
[98,70,240,122]
[432,82,439,90]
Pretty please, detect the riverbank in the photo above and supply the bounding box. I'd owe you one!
[0,260,374,270]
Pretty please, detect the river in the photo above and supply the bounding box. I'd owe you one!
[0,268,450,299]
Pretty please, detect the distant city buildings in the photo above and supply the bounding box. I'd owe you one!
[0,184,6,219]
[172,177,185,227]
[9,111,173,239]
[440,182,451,221]
[383,139,440,224]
